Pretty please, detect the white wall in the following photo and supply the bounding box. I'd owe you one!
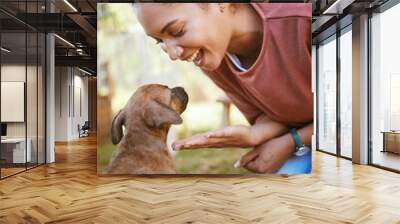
[54,67,89,141]
[55,67,69,141]
[1,65,40,138]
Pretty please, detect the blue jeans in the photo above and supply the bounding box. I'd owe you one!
[276,150,312,174]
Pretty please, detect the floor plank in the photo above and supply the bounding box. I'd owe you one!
[0,135,399,223]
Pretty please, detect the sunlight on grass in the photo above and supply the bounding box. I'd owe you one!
[97,144,116,173]
[98,144,251,174]
[175,148,251,174]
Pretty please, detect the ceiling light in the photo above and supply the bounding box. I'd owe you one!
[323,0,355,15]
[78,67,92,76]
[1,47,11,53]
[63,0,78,12]
[54,34,75,48]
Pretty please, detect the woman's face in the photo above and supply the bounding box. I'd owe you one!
[136,3,234,71]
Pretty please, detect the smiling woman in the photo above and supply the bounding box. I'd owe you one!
[134,3,263,72]
[130,3,314,174]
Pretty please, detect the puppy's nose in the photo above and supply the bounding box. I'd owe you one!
[172,87,188,111]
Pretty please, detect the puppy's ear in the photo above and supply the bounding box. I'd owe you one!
[111,110,125,145]
[142,100,182,128]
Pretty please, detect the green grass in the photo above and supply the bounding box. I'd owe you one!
[174,148,250,174]
[98,144,251,174]
[97,144,116,173]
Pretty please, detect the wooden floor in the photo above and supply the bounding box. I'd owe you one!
[1,167,26,178]
[1,135,400,223]
[372,150,400,171]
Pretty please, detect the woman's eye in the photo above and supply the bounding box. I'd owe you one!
[172,28,185,37]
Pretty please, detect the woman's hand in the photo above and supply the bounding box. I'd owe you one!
[235,123,313,173]
[235,134,295,173]
[172,125,256,150]
[172,114,289,151]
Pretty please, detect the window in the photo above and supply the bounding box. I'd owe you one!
[317,35,337,154]
[339,28,352,158]
[371,2,400,171]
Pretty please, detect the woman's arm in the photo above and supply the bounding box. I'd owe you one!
[248,114,289,146]
[172,114,288,150]
[238,122,313,173]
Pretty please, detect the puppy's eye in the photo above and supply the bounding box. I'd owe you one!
[155,39,163,45]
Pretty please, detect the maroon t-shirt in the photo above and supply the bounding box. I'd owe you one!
[202,3,312,127]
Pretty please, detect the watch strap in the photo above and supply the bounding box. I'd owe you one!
[290,128,304,150]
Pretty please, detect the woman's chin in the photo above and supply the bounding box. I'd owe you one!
[199,59,222,71]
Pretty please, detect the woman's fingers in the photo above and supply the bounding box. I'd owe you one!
[234,148,261,168]
[173,135,214,150]
[206,126,243,138]
[173,126,251,150]
[206,132,226,138]
[206,129,231,138]
[243,160,262,173]
[173,135,238,150]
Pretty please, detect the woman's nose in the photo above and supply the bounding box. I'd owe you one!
[160,42,183,61]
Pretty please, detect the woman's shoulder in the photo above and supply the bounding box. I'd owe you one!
[251,3,311,20]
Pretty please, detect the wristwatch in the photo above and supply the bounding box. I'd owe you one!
[290,128,310,156]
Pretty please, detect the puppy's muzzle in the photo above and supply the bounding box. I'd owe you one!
[172,87,188,112]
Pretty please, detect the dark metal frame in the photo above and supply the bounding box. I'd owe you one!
[315,21,353,162]
[0,0,47,180]
[315,33,340,157]
[0,16,2,179]
[336,25,341,158]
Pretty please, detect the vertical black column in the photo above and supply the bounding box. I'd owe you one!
[367,11,373,165]
[336,27,341,157]
[316,44,320,151]
[0,16,2,179]
[25,0,28,171]
[36,0,39,167]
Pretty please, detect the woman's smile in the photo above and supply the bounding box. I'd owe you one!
[182,49,204,67]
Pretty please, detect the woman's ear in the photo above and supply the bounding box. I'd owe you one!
[217,3,237,14]
[228,3,238,14]
[218,3,226,13]
[197,3,210,11]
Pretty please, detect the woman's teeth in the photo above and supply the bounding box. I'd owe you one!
[194,50,202,65]
[187,50,199,62]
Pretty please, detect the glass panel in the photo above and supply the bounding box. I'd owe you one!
[0,1,46,178]
[38,32,45,165]
[317,36,337,154]
[340,29,352,158]
[1,30,27,177]
[26,0,40,170]
[27,31,38,169]
[371,3,400,171]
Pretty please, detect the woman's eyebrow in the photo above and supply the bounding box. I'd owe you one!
[161,19,178,34]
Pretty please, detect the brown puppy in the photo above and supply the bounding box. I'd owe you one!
[107,84,188,174]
